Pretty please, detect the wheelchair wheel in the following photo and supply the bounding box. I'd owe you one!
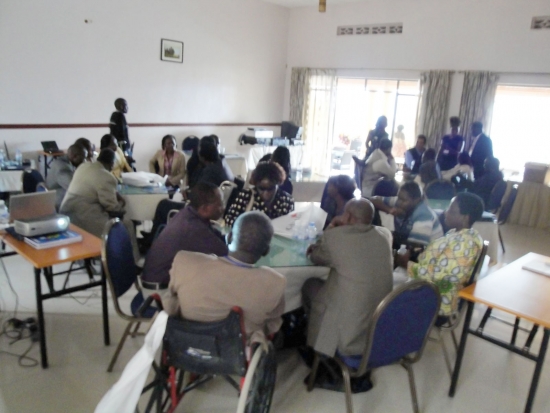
[237,342,277,413]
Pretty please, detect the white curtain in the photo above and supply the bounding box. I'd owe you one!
[293,68,337,177]
[417,71,453,150]
[289,68,309,126]
[459,71,500,149]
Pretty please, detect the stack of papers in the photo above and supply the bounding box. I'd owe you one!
[271,203,327,239]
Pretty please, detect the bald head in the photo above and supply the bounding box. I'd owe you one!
[344,199,374,225]
[67,144,87,168]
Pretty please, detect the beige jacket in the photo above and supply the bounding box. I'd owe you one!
[307,224,393,356]
[148,150,186,186]
[166,251,286,340]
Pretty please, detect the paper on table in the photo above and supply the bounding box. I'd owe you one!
[271,203,327,238]
[121,172,167,187]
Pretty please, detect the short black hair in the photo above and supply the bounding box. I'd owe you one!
[271,146,291,176]
[450,116,461,128]
[97,148,116,165]
[327,175,356,200]
[100,134,115,150]
[455,192,484,226]
[400,181,422,200]
[182,136,199,151]
[162,135,176,149]
[74,137,92,154]
[417,135,427,144]
[423,148,437,162]
[379,137,392,151]
[200,136,216,146]
[199,141,219,163]
[251,162,285,186]
[188,182,220,210]
[472,121,483,129]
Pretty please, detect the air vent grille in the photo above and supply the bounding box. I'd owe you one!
[532,16,550,29]
[337,23,403,36]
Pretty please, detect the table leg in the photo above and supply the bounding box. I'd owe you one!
[449,301,475,397]
[35,267,48,368]
[43,154,47,178]
[101,268,110,346]
[524,328,550,413]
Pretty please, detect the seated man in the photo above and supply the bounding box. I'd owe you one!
[304,199,393,359]
[141,182,228,295]
[394,192,484,316]
[370,181,443,248]
[46,143,87,211]
[166,211,286,341]
[472,156,504,208]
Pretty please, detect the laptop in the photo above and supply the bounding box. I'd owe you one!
[41,141,60,154]
[9,191,57,222]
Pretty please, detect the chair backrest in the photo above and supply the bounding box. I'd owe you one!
[163,307,248,377]
[22,169,45,193]
[498,184,518,224]
[487,180,507,212]
[220,180,238,210]
[101,219,138,303]
[425,179,456,200]
[352,280,440,374]
[167,209,179,222]
[36,182,48,192]
[372,178,399,197]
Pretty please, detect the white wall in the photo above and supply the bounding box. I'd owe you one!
[283,0,550,119]
[0,0,289,169]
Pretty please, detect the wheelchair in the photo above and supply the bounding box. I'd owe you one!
[141,307,277,413]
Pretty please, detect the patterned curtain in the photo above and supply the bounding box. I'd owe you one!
[301,69,337,177]
[459,71,500,150]
[289,68,309,126]
[417,71,453,150]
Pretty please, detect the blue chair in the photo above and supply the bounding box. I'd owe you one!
[22,169,45,193]
[307,280,441,413]
[101,218,159,372]
[425,179,456,200]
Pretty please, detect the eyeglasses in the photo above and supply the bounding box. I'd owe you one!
[257,185,276,193]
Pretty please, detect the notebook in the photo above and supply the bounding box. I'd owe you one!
[24,230,82,250]
[522,260,550,277]
[41,141,60,154]
[9,191,57,222]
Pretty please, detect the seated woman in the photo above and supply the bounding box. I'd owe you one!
[60,149,140,261]
[320,175,356,229]
[361,138,397,197]
[149,135,186,188]
[100,134,132,179]
[258,146,293,194]
[415,148,441,189]
[191,141,228,188]
[441,152,474,181]
[187,135,234,187]
[225,162,294,227]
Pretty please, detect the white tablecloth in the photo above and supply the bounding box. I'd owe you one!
[240,146,304,171]
[121,193,168,221]
[0,171,24,192]
[279,266,330,313]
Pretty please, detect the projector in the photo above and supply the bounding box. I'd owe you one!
[14,214,70,237]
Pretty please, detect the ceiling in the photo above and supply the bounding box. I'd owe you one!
[261,0,367,8]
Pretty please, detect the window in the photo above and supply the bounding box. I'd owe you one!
[490,85,550,173]
[331,78,420,172]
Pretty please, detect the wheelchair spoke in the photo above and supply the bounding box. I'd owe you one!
[245,348,277,413]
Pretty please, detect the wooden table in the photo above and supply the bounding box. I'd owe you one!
[2,224,108,368]
[449,253,550,413]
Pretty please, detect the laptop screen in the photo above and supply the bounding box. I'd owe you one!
[9,191,57,221]
[41,141,60,153]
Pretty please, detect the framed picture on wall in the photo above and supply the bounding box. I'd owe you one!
[160,39,184,63]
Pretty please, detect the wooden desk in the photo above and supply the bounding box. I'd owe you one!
[449,253,550,413]
[2,224,108,368]
[40,150,64,179]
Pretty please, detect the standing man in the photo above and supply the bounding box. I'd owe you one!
[109,98,131,153]
[46,143,87,211]
[469,121,493,180]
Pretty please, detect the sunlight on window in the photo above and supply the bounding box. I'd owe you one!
[490,85,550,173]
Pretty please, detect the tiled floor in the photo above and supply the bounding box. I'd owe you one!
[1,224,550,412]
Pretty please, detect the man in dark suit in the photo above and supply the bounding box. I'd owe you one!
[109,98,131,153]
[469,121,493,180]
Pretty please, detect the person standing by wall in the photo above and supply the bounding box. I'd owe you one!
[109,98,131,153]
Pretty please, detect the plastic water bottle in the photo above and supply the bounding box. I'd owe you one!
[0,200,9,226]
[292,223,307,254]
[397,244,408,255]
[0,149,4,169]
[306,222,318,243]
[15,149,22,165]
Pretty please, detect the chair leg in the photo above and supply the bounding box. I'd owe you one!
[107,321,134,372]
[131,322,141,337]
[335,360,354,413]
[402,361,419,413]
[451,330,459,350]
[307,353,320,392]
[498,227,505,253]
[440,334,453,377]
